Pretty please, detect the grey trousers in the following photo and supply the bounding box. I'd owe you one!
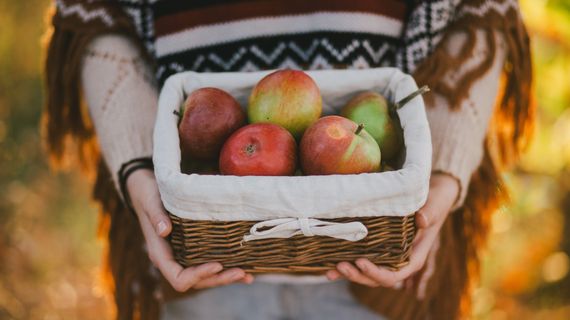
[161,280,386,320]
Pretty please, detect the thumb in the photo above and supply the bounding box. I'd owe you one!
[415,209,432,229]
[416,174,459,229]
[145,197,172,237]
[415,187,444,229]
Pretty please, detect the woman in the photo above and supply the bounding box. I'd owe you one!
[44,0,533,319]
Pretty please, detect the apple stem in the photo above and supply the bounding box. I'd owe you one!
[355,123,365,135]
[173,110,181,117]
[392,85,430,111]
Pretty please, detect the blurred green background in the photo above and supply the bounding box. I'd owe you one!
[1,0,569,319]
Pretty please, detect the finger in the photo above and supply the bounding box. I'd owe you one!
[163,260,223,292]
[196,270,255,288]
[355,227,435,286]
[139,211,175,260]
[354,232,426,285]
[162,257,223,292]
[395,223,439,279]
[326,269,342,281]
[415,210,431,229]
[130,173,173,238]
[144,198,172,237]
[354,259,401,287]
[416,178,457,229]
[193,268,246,289]
[416,201,443,229]
[240,274,255,284]
[336,262,379,287]
[141,212,224,291]
[404,234,424,292]
[416,234,441,299]
[326,270,342,281]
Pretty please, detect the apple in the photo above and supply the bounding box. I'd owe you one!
[340,91,403,161]
[219,123,297,176]
[179,87,246,160]
[380,162,396,172]
[248,70,322,139]
[181,158,219,175]
[300,116,381,175]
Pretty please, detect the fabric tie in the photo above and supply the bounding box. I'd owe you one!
[243,218,368,242]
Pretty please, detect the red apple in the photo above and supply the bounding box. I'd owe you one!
[300,116,381,175]
[220,123,297,176]
[248,70,322,139]
[179,88,246,160]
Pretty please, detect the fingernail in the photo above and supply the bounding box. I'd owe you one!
[156,221,167,234]
[340,265,350,276]
[210,264,223,273]
[230,270,244,280]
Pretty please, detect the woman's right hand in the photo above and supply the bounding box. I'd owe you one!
[127,169,254,292]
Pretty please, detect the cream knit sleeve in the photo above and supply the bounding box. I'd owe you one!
[81,34,158,190]
[426,30,507,209]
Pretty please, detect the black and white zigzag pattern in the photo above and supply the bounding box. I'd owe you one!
[118,0,157,56]
[156,33,398,84]
[395,0,462,73]
[56,0,116,27]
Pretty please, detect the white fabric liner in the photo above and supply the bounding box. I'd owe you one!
[154,68,432,224]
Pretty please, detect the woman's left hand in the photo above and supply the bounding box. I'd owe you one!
[326,173,459,288]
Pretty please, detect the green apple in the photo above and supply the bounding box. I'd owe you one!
[341,92,403,161]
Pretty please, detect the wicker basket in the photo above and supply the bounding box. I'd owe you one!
[154,68,432,273]
[169,215,416,272]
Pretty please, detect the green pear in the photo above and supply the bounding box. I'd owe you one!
[340,92,403,161]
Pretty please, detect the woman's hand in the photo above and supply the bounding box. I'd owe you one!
[325,173,459,288]
[127,169,254,292]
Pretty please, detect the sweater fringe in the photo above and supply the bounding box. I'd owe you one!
[43,2,160,318]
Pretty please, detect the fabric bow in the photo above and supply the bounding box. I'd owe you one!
[243,217,368,242]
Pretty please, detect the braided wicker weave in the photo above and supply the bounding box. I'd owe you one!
[169,214,416,273]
